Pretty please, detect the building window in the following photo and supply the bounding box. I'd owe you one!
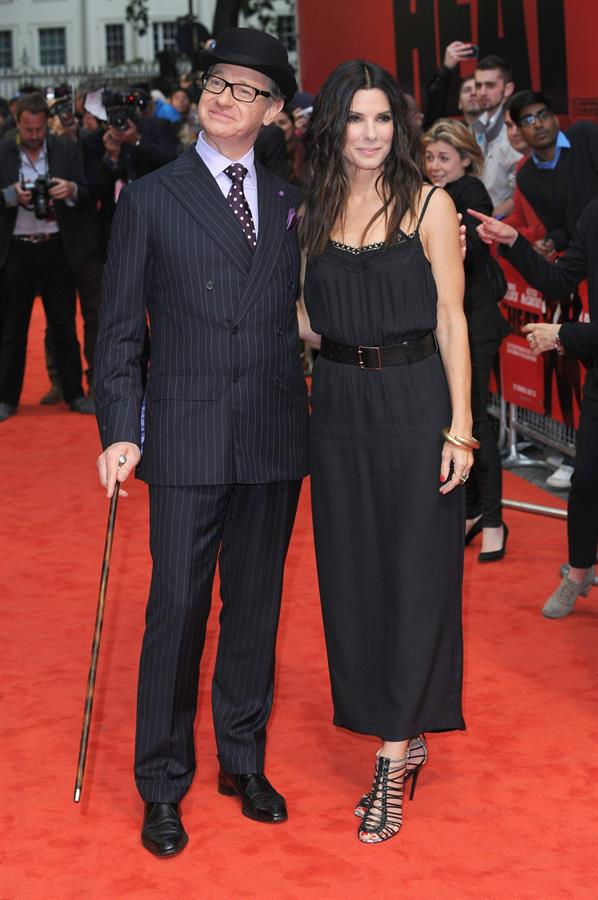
[153,22,178,55]
[0,30,13,69]
[276,15,296,53]
[39,28,66,67]
[105,24,125,65]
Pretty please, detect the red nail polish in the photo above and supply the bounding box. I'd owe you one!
[440,474,446,482]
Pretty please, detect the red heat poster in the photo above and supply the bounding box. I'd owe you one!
[498,259,587,428]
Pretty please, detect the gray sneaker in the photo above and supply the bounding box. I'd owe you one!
[542,566,595,618]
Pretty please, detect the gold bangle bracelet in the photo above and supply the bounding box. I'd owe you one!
[442,428,480,451]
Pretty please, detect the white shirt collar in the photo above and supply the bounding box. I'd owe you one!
[195,131,257,185]
[20,140,48,165]
[476,104,504,131]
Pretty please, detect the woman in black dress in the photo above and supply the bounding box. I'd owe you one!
[297,62,475,843]
[423,119,511,561]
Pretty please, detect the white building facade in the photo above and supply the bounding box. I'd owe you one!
[0,0,296,72]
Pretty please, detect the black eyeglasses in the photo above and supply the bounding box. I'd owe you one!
[201,74,271,104]
[519,108,553,127]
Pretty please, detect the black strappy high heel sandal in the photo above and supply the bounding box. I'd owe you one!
[354,734,427,818]
[357,754,409,844]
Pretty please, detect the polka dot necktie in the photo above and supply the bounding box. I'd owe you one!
[224,163,257,250]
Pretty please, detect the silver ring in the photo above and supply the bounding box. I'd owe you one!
[459,472,469,483]
[117,454,127,466]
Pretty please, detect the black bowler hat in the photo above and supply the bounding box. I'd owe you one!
[199,28,297,101]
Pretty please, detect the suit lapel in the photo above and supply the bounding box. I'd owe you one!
[233,163,289,325]
[159,147,253,274]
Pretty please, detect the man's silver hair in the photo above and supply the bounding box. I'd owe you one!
[266,78,284,104]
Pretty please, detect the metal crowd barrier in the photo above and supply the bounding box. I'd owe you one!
[488,393,574,520]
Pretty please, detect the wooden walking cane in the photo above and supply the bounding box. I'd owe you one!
[73,459,125,802]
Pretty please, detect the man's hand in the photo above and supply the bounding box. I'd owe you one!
[116,120,141,146]
[522,322,561,355]
[291,107,311,136]
[533,238,555,259]
[467,208,518,246]
[103,128,122,161]
[49,177,77,201]
[443,41,476,69]
[97,442,142,498]
[13,182,32,207]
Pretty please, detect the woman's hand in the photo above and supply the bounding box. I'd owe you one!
[439,442,474,495]
[522,322,562,355]
[457,213,467,261]
[467,208,518,247]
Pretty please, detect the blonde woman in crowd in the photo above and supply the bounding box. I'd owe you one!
[423,119,511,561]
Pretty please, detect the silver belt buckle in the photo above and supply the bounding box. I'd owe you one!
[357,345,382,370]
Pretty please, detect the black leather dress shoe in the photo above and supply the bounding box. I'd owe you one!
[69,395,95,415]
[218,771,288,823]
[141,802,188,858]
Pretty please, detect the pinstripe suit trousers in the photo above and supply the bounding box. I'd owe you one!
[134,479,301,803]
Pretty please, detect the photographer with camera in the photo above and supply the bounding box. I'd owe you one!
[37,87,104,404]
[82,88,179,254]
[46,85,78,142]
[0,91,94,422]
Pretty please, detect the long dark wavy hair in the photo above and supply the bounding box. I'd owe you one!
[300,60,423,257]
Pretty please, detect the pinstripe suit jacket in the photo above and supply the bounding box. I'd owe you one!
[94,145,309,485]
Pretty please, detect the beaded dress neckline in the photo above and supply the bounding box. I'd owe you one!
[329,230,418,255]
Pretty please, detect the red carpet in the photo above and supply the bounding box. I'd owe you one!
[1,301,597,899]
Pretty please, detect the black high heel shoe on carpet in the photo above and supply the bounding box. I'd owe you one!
[354,734,427,818]
[465,516,483,546]
[478,523,509,563]
[357,754,410,844]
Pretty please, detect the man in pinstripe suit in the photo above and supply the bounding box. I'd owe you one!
[94,29,309,857]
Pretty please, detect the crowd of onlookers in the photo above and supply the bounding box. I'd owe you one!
[0,68,315,424]
[415,42,598,607]
[416,43,598,490]
[0,42,596,431]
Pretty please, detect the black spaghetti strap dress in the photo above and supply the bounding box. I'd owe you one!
[304,189,466,741]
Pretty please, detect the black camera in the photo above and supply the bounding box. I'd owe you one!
[102,89,150,131]
[46,85,75,128]
[48,98,75,127]
[21,175,53,220]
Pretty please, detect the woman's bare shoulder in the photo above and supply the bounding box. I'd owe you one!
[419,184,458,230]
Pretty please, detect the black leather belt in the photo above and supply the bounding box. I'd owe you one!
[320,332,438,370]
[12,233,59,244]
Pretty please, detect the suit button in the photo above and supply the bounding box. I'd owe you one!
[231,326,239,334]
[288,280,294,288]
[275,375,283,384]
[232,375,240,383]
[276,327,283,336]
[206,280,214,290]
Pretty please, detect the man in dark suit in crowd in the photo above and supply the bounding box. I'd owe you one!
[509,90,598,253]
[0,91,94,421]
[94,29,308,858]
[254,120,290,179]
[82,88,180,259]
